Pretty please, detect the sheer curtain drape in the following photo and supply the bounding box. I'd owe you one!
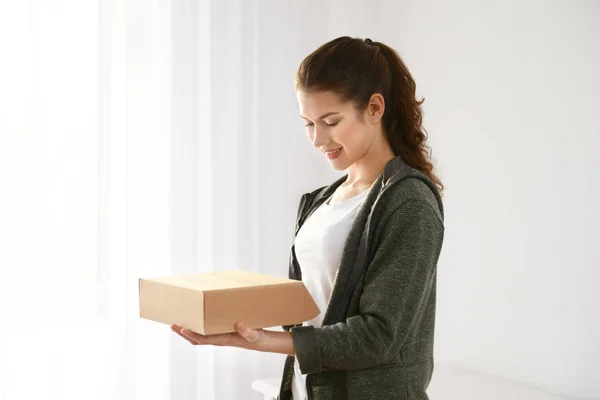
[1,0,347,399]
[0,0,207,398]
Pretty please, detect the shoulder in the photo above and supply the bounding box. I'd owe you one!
[368,176,445,256]
[379,174,444,226]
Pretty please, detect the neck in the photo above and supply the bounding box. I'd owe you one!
[345,138,395,188]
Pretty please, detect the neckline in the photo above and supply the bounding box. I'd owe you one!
[325,186,370,208]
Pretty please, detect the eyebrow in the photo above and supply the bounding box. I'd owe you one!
[300,112,340,120]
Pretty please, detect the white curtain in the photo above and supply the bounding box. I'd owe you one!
[0,0,205,398]
[1,0,187,398]
[0,0,373,399]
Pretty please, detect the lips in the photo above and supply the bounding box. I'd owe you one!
[323,147,342,160]
[322,148,342,155]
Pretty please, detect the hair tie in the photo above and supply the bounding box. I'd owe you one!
[364,38,373,45]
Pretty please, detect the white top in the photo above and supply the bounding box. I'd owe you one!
[291,186,370,400]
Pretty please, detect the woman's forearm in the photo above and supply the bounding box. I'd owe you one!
[250,330,296,355]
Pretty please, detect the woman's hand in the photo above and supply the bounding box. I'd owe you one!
[171,322,296,355]
[171,322,265,350]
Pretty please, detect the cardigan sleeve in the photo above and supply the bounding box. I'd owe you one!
[290,198,444,374]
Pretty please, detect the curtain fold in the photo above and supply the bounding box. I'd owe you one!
[0,0,344,399]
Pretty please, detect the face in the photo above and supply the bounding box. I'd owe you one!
[297,89,378,171]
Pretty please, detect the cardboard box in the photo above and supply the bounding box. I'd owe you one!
[139,269,319,335]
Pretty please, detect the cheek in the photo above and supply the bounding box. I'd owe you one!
[333,124,354,144]
[334,123,368,151]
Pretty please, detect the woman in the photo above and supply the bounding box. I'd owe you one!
[172,36,445,400]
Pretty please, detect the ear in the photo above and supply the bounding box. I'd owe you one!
[366,93,385,122]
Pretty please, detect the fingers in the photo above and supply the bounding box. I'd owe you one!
[170,323,255,348]
[178,329,234,347]
[173,327,197,345]
[181,327,245,347]
[173,325,220,346]
[171,324,198,345]
[180,328,208,344]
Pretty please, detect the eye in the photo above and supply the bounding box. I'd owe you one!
[304,122,314,127]
[325,121,338,127]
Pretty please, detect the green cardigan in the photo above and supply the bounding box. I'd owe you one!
[277,156,445,400]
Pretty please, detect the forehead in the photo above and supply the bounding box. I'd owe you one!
[296,89,351,118]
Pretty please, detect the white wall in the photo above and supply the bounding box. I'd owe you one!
[384,2,599,399]
[246,0,599,399]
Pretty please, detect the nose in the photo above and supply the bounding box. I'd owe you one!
[311,127,330,149]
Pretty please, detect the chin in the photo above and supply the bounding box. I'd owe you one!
[329,159,351,171]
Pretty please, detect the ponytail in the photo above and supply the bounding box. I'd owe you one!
[373,41,443,193]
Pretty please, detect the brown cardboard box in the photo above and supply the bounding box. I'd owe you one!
[139,269,319,335]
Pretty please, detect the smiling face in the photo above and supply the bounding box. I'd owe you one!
[297,89,381,171]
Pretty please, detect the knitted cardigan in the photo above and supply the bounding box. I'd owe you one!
[277,156,445,400]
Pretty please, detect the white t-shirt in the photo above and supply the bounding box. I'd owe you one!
[291,186,370,400]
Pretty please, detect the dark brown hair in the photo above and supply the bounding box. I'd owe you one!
[295,36,443,194]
